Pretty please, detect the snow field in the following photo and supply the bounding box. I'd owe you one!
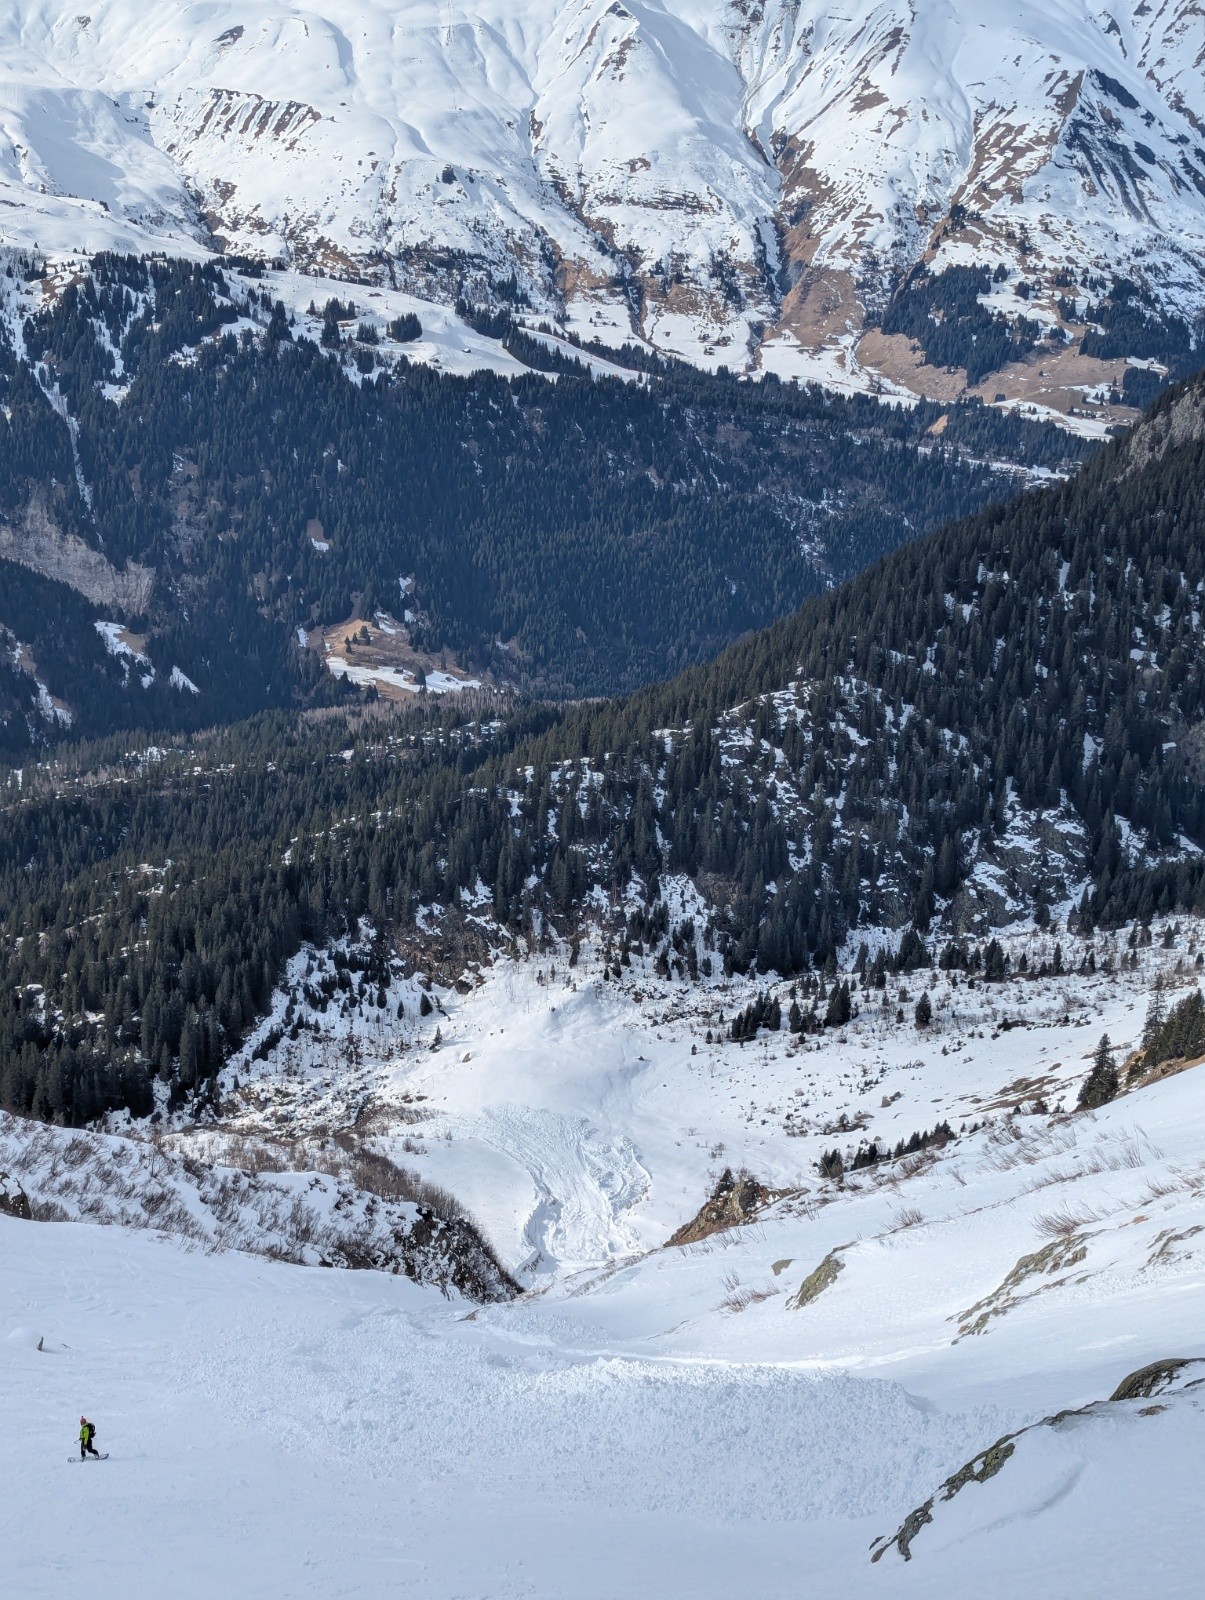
[7,922,1205,1593]
[4,1215,1001,1599]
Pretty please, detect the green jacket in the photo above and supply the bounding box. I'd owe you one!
[79,1422,93,1444]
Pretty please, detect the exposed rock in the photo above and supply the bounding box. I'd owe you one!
[1116,380,1205,479]
[666,1167,770,1247]
[1108,1358,1195,1403]
[873,1357,1205,1562]
[787,1250,844,1310]
[955,1234,1088,1338]
[0,497,154,613]
[1146,1224,1205,1269]
[871,1437,1017,1562]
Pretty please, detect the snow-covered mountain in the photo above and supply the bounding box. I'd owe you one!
[1,2,1202,411]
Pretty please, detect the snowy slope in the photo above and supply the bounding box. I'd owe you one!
[5,920,1205,1596]
[0,2,1201,400]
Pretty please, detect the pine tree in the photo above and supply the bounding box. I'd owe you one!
[1142,976,1166,1055]
[824,980,851,1028]
[1078,1034,1118,1110]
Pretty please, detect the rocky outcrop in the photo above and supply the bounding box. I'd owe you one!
[0,497,154,614]
[872,1357,1205,1562]
[955,1234,1089,1339]
[1108,1358,1196,1403]
[1116,379,1205,479]
[787,1250,844,1310]
[666,1167,770,1247]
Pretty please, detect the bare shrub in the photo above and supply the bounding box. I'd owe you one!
[407,1175,466,1222]
[719,1269,775,1314]
[61,1136,94,1169]
[330,1226,381,1270]
[348,1148,417,1200]
[205,1172,249,1227]
[318,1134,466,1222]
[29,1198,69,1222]
[140,1186,175,1220]
[892,1207,925,1230]
[1034,1202,1101,1239]
[229,1138,290,1176]
[281,1196,320,1254]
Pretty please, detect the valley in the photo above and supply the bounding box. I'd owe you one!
[1,8,1205,1592]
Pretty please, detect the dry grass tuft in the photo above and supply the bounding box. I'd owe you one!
[1142,1174,1183,1203]
[719,1268,776,1314]
[1034,1202,1101,1240]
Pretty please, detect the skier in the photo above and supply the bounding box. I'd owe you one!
[79,1416,100,1460]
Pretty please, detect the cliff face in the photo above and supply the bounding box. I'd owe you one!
[1116,378,1205,478]
[0,496,154,614]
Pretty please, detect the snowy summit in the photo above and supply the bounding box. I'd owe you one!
[0,2,1201,400]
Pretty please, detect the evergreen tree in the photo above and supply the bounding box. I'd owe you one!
[1078,1034,1119,1110]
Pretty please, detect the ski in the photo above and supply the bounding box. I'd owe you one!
[68,1453,109,1462]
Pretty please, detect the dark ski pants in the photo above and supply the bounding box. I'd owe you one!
[81,1441,99,1458]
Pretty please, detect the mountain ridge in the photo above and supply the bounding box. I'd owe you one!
[0,2,1202,418]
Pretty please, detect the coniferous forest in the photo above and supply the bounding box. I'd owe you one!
[2,353,1204,1123]
[0,255,1088,753]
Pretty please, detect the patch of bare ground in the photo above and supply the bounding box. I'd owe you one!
[853,330,967,402]
[773,264,864,348]
[855,326,1141,422]
[972,1071,1062,1114]
[966,342,1138,423]
[312,613,487,699]
[1125,1051,1205,1093]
